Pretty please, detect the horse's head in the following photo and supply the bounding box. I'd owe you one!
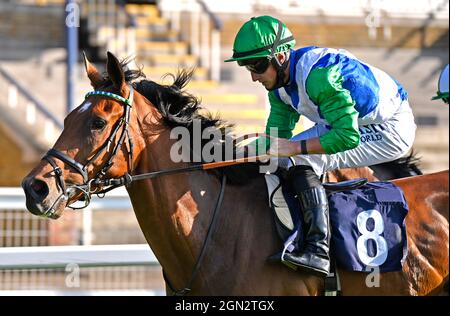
[22,52,143,219]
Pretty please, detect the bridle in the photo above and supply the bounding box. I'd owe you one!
[40,85,268,295]
[42,86,135,216]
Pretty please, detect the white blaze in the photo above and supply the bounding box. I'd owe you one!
[79,101,92,113]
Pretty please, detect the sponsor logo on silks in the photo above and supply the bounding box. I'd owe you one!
[359,124,385,143]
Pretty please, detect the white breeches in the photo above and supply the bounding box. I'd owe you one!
[289,100,416,176]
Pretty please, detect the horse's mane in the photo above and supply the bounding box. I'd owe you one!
[369,150,423,180]
[392,150,423,175]
[100,58,262,184]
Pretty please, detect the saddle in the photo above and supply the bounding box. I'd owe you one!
[266,171,368,241]
[265,169,409,274]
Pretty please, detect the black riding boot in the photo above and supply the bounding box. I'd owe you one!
[273,166,331,277]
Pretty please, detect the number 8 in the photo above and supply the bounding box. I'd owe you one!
[356,209,388,267]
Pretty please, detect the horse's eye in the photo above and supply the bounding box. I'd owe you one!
[91,118,106,130]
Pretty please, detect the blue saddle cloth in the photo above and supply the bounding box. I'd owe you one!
[282,181,409,273]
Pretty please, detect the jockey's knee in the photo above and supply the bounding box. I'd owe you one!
[287,165,321,192]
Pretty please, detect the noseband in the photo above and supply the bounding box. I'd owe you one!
[42,86,135,215]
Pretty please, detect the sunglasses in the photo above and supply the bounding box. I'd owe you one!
[238,58,271,74]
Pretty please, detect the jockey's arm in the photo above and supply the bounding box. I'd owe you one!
[249,91,300,155]
[265,91,300,139]
[307,65,361,154]
[269,65,361,156]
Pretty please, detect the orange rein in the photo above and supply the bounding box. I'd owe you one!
[202,154,270,170]
[95,154,271,194]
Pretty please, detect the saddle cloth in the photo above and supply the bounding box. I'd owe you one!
[265,173,409,273]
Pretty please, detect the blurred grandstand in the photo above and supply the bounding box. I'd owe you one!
[0,0,448,295]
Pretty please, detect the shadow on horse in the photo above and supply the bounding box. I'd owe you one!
[22,52,448,295]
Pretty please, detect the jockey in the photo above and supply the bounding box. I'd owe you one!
[225,16,416,277]
[432,64,449,104]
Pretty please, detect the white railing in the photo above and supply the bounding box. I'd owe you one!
[0,187,164,294]
[0,187,146,246]
[5,0,65,4]
[0,289,161,296]
[0,244,157,270]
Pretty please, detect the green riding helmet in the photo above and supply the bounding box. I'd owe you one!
[224,16,296,63]
[432,64,449,103]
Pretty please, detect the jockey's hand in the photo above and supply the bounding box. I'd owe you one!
[267,137,300,157]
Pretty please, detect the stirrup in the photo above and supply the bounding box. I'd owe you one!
[280,231,298,270]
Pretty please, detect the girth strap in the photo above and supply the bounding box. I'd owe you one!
[163,173,227,296]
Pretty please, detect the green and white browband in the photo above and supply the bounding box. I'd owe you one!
[85,90,132,106]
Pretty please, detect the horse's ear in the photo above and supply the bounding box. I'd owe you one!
[83,51,103,89]
[106,51,126,93]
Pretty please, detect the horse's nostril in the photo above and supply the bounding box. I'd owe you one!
[30,179,49,201]
[31,180,43,192]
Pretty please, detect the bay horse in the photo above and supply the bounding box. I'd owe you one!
[22,52,448,295]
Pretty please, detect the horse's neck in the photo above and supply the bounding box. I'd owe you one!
[125,105,288,294]
[126,127,222,290]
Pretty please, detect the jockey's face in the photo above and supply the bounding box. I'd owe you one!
[250,62,277,90]
[248,53,288,91]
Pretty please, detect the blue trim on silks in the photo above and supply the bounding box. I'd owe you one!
[284,53,299,109]
[274,89,282,102]
[284,46,320,111]
[312,53,379,118]
[392,77,408,101]
[296,46,318,59]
